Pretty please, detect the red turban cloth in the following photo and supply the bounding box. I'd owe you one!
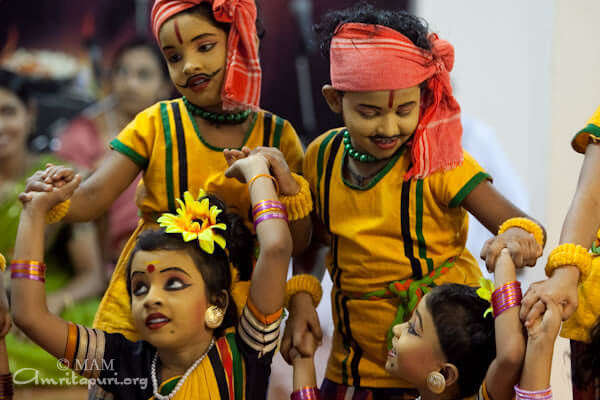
[331,23,463,180]
[151,0,261,111]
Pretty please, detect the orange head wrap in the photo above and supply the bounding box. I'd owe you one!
[330,23,462,180]
[151,0,261,111]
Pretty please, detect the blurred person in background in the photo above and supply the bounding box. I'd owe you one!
[55,37,172,275]
[0,68,105,383]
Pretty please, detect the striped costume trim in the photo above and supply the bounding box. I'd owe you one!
[238,305,282,358]
[64,322,106,379]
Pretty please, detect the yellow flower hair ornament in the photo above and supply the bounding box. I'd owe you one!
[157,190,227,254]
[0,253,5,272]
[476,277,495,318]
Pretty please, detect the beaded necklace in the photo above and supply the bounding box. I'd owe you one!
[343,130,378,163]
[183,97,250,124]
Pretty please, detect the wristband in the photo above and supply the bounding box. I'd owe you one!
[498,217,544,247]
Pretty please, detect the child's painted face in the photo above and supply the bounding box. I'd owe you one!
[159,12,227,108]
[130,249,212,350]
[112,46,169,117]
[385,293,446,387]
[339,86,420,160]
[0,88,31,160]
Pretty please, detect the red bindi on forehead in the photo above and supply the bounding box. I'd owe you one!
[388,90,395,109]
[146,264,156,273]
[174,20,183,44]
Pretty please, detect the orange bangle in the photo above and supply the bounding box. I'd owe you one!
[248,174,279,195]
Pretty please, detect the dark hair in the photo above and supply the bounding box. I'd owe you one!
[0,69,32,105]
[182,1,266,40]
[112,37,170,80]
[125,193,254,337]
[427,284,496,398]
[573,317,600,388]
[315,1,431,62]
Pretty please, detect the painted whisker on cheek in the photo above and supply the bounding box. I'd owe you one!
[175,67,223,88]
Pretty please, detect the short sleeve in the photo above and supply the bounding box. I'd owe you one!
[428,150,491,208]
[572,105,600,153]
[277,119,305,174]
[237,298,282,360]
[109,103,162,169]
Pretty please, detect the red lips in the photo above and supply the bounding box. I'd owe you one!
[145,313,170,330]
[187,75,211,92]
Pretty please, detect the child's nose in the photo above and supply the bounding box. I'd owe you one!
[143,288,164,309]
[376,114,398,136]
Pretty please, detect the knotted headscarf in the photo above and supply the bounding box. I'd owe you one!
[330,23,462,179]
[151,0,261,111]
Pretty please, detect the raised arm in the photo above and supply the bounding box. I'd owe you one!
[522,142,600,323]
[10,176,82,359]
[484,249,526,400]
[21,151,140,222]
[224,153,293,315]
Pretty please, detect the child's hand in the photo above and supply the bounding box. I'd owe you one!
[525,294,562,344]
[480,227,542,272]
[289,330,318,363]
[20,174,82,213]
[224,153,269,184]
[18,164,76,203]
[223,146,251,166]
[248,147,299,195]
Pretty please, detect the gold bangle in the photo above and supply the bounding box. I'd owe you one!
[248,174,279,195]
[45,199,71,224]
[498,217,544,247]
[284,274,322,309]
[280,173,313,221]
[546,243,592,280]
[0,253,5,272]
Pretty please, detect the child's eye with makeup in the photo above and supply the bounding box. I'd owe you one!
[407,321,417,335]
[357,109,378,119]
[197,42,216,52]
[165,277,190,291]
[132,281,149,297]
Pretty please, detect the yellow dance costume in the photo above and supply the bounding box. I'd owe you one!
[304,129,491,388]
[562,105,600,343]
[94,98,304,340]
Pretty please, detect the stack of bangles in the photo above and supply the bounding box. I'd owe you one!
[492,281,522,318]
[9,260,46,282]
[253,200,288,230]
[291,387,320,400]
[514,385,552,399]
[0,373,13,399]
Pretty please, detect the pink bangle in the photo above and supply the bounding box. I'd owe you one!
[10,260,46,283]
[253,211,288,230]
[514,385,552,399]
[291,387,320,400]
[492,281,521,318]
[253,200,286,214]
[253,204,287,218]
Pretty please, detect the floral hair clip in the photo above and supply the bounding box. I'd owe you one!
[476,277,495,318]
[592,228,600,255]
[157,190,227,254]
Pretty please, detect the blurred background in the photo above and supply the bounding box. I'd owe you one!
[1,0,600,399]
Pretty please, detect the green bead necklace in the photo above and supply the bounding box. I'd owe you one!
[182,96,251,124]
[343,130,378,163]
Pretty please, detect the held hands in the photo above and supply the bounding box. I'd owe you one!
[18,164,77,203]
[280,292,323,365]
[524,294,562,344]
[481,227,542,272]
[223,146,299,195]
[19,172,82,214]
[520,266,580,325]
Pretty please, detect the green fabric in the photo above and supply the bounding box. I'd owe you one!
[109,139,148,168]
[160,377,180,395]
[161,102,176,212]
[448,172,491,208]
[1,154,101,385]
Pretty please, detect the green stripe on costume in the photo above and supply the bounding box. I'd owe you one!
[272,116,285,148]
[415,180,434,274]
[109,139,148,168]
[160,103,176,212]
[448,172,491,208]
[226,333,243,400]
[315,130,339,216]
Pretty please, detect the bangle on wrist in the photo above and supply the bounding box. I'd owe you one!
[10,260,46,283]
[280,173,313,221]
[491,281,522,318]
[285,274,322,309]
[514,385,552,400]
[546,243,591,280]
[291,387,320,400]
[46,199,71,224]
[248,174,279,195]
[498,217,545,247]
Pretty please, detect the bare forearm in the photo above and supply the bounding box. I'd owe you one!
[519,339,553,390]
[290,216,312,256]
[293,357,317,390]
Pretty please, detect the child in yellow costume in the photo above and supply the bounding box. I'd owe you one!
[21,0,308,341]
[281,4,545,397]
[522,105,600,399]
[11,153,298,399]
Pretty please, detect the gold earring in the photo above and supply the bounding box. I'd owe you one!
[205,306,225,329]
[426,371,446,394]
